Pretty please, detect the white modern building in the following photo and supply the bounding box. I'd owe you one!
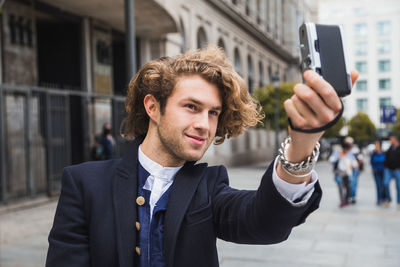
[318,0,400,128]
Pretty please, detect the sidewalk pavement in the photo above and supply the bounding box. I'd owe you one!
[218,160,400,267]
[0,160,399,267]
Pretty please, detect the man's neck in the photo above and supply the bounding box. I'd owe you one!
[140,135,185,167]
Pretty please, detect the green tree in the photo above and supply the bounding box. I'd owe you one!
[348,112,376,144]
[323,116,345,138]
[391,108,400,137]
[252,82,295,130]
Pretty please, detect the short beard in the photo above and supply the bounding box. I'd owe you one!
[158,126,186,163]
[158,127,207,166]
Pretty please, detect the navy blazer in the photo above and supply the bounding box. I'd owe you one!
[46,137,322,267]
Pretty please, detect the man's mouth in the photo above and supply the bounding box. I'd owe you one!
[186,134,206,145]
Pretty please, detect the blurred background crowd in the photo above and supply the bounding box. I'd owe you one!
[326,134,400,209]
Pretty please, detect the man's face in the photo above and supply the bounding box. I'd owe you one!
[389,136,398,146]
[374,141,381,150]
[156,75,222,164]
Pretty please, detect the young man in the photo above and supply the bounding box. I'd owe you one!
[383,134,400,208]
[46,46,357,267]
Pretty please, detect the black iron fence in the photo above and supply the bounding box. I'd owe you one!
[0,85,127,204]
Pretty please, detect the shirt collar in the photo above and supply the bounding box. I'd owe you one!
[138,145,183,182]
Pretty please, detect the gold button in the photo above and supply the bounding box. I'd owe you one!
[135,246,141,255]
[136,221,141,231]
[136,196,145,206]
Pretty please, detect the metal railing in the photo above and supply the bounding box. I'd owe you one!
[0,84,126,203]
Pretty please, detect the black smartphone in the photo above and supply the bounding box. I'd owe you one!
[299,22,352,97]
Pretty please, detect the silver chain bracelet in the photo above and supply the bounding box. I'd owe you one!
[278,136,320,175]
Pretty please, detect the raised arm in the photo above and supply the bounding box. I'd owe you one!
[278,70,359,184]
[212,163,322,244]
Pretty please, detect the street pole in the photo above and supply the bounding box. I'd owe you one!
[0,87,6,203]
[272,74,280,154]
[125,0,137,81]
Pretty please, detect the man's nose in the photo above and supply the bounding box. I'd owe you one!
[193,111,210,131]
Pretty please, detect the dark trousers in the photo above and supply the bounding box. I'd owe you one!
[337,175,350,204]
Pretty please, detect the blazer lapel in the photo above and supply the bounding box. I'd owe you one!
[164,162,208,267]
[112,137,143,267]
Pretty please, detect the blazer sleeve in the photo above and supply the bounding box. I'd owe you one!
[212,159,322,245]
[46,167,90,267]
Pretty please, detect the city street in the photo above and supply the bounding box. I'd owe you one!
[1,160,399,267]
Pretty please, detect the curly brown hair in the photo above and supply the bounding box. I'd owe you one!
[121,45,264,144]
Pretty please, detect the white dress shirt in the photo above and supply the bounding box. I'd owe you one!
[138,146,317,221]
[272,156,317,206]
[138,146,183,220]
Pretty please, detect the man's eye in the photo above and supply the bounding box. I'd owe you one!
[210,110,220,117]
[186,104,196,110]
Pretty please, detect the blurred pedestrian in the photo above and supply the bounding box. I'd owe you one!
[344,136,363,204]
[382,134,400,208]
[91,123,115,160]
[330,140,358,208]
[370,140,386,205]
[100,123,115,160]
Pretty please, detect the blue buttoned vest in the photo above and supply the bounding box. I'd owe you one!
[136,163,171,267]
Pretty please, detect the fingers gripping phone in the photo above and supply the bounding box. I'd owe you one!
[299,22,352,97]
[289,22,350,133]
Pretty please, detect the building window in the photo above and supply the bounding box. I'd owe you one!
[378,60,390,72]
[247,55,254,92]
[355,61,367,73]
[356,98,368,113]
[377,40,391,54]
[274,0,279,39]
[283,68,287,82]
[356,80,367,91]
[197,27,208,49]
[353,8,368,16]
[355,42,367,55]
[256,0,262,24]
[180,19,187,53]
[234,48,242,76]
[96,40,112,65]
[245,0,251,16]
[267,65,272,83]
[265,1,270,32]
[258,61,264,88]
[378,79,391,90]
[377,21,391,35]
[379,97,391,108]
[8,14,33,47]
[354,23,367,36]
[9,15,17,44]
[217,38,225,51]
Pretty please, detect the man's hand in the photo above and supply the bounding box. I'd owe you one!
[277,69,359,184]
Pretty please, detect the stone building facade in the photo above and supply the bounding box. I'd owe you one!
[0,0,316,203]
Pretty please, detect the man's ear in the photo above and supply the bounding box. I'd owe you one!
[143,94,160,123]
